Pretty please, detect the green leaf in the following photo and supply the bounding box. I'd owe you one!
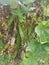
[0,40,3,49]
[27,39,48,61]
[0,54,11,64]
[25,0,35,4]
[20,39,48,65]
[15,33,21,58]
[8,15,15,27]
[44,21,49,28]
[43,43,49,52]
[20,52,38,65]
[18,11,24,23]
[35,23,49,44]
[11,10,18,15]
[20,5,29,14]
[16,33,21,48]
[0,55,4,64]
[4,54,11,63]
[19,25,24,39]
[0,32,3,38]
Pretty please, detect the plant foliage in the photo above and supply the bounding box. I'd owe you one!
[0,0,49,65]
